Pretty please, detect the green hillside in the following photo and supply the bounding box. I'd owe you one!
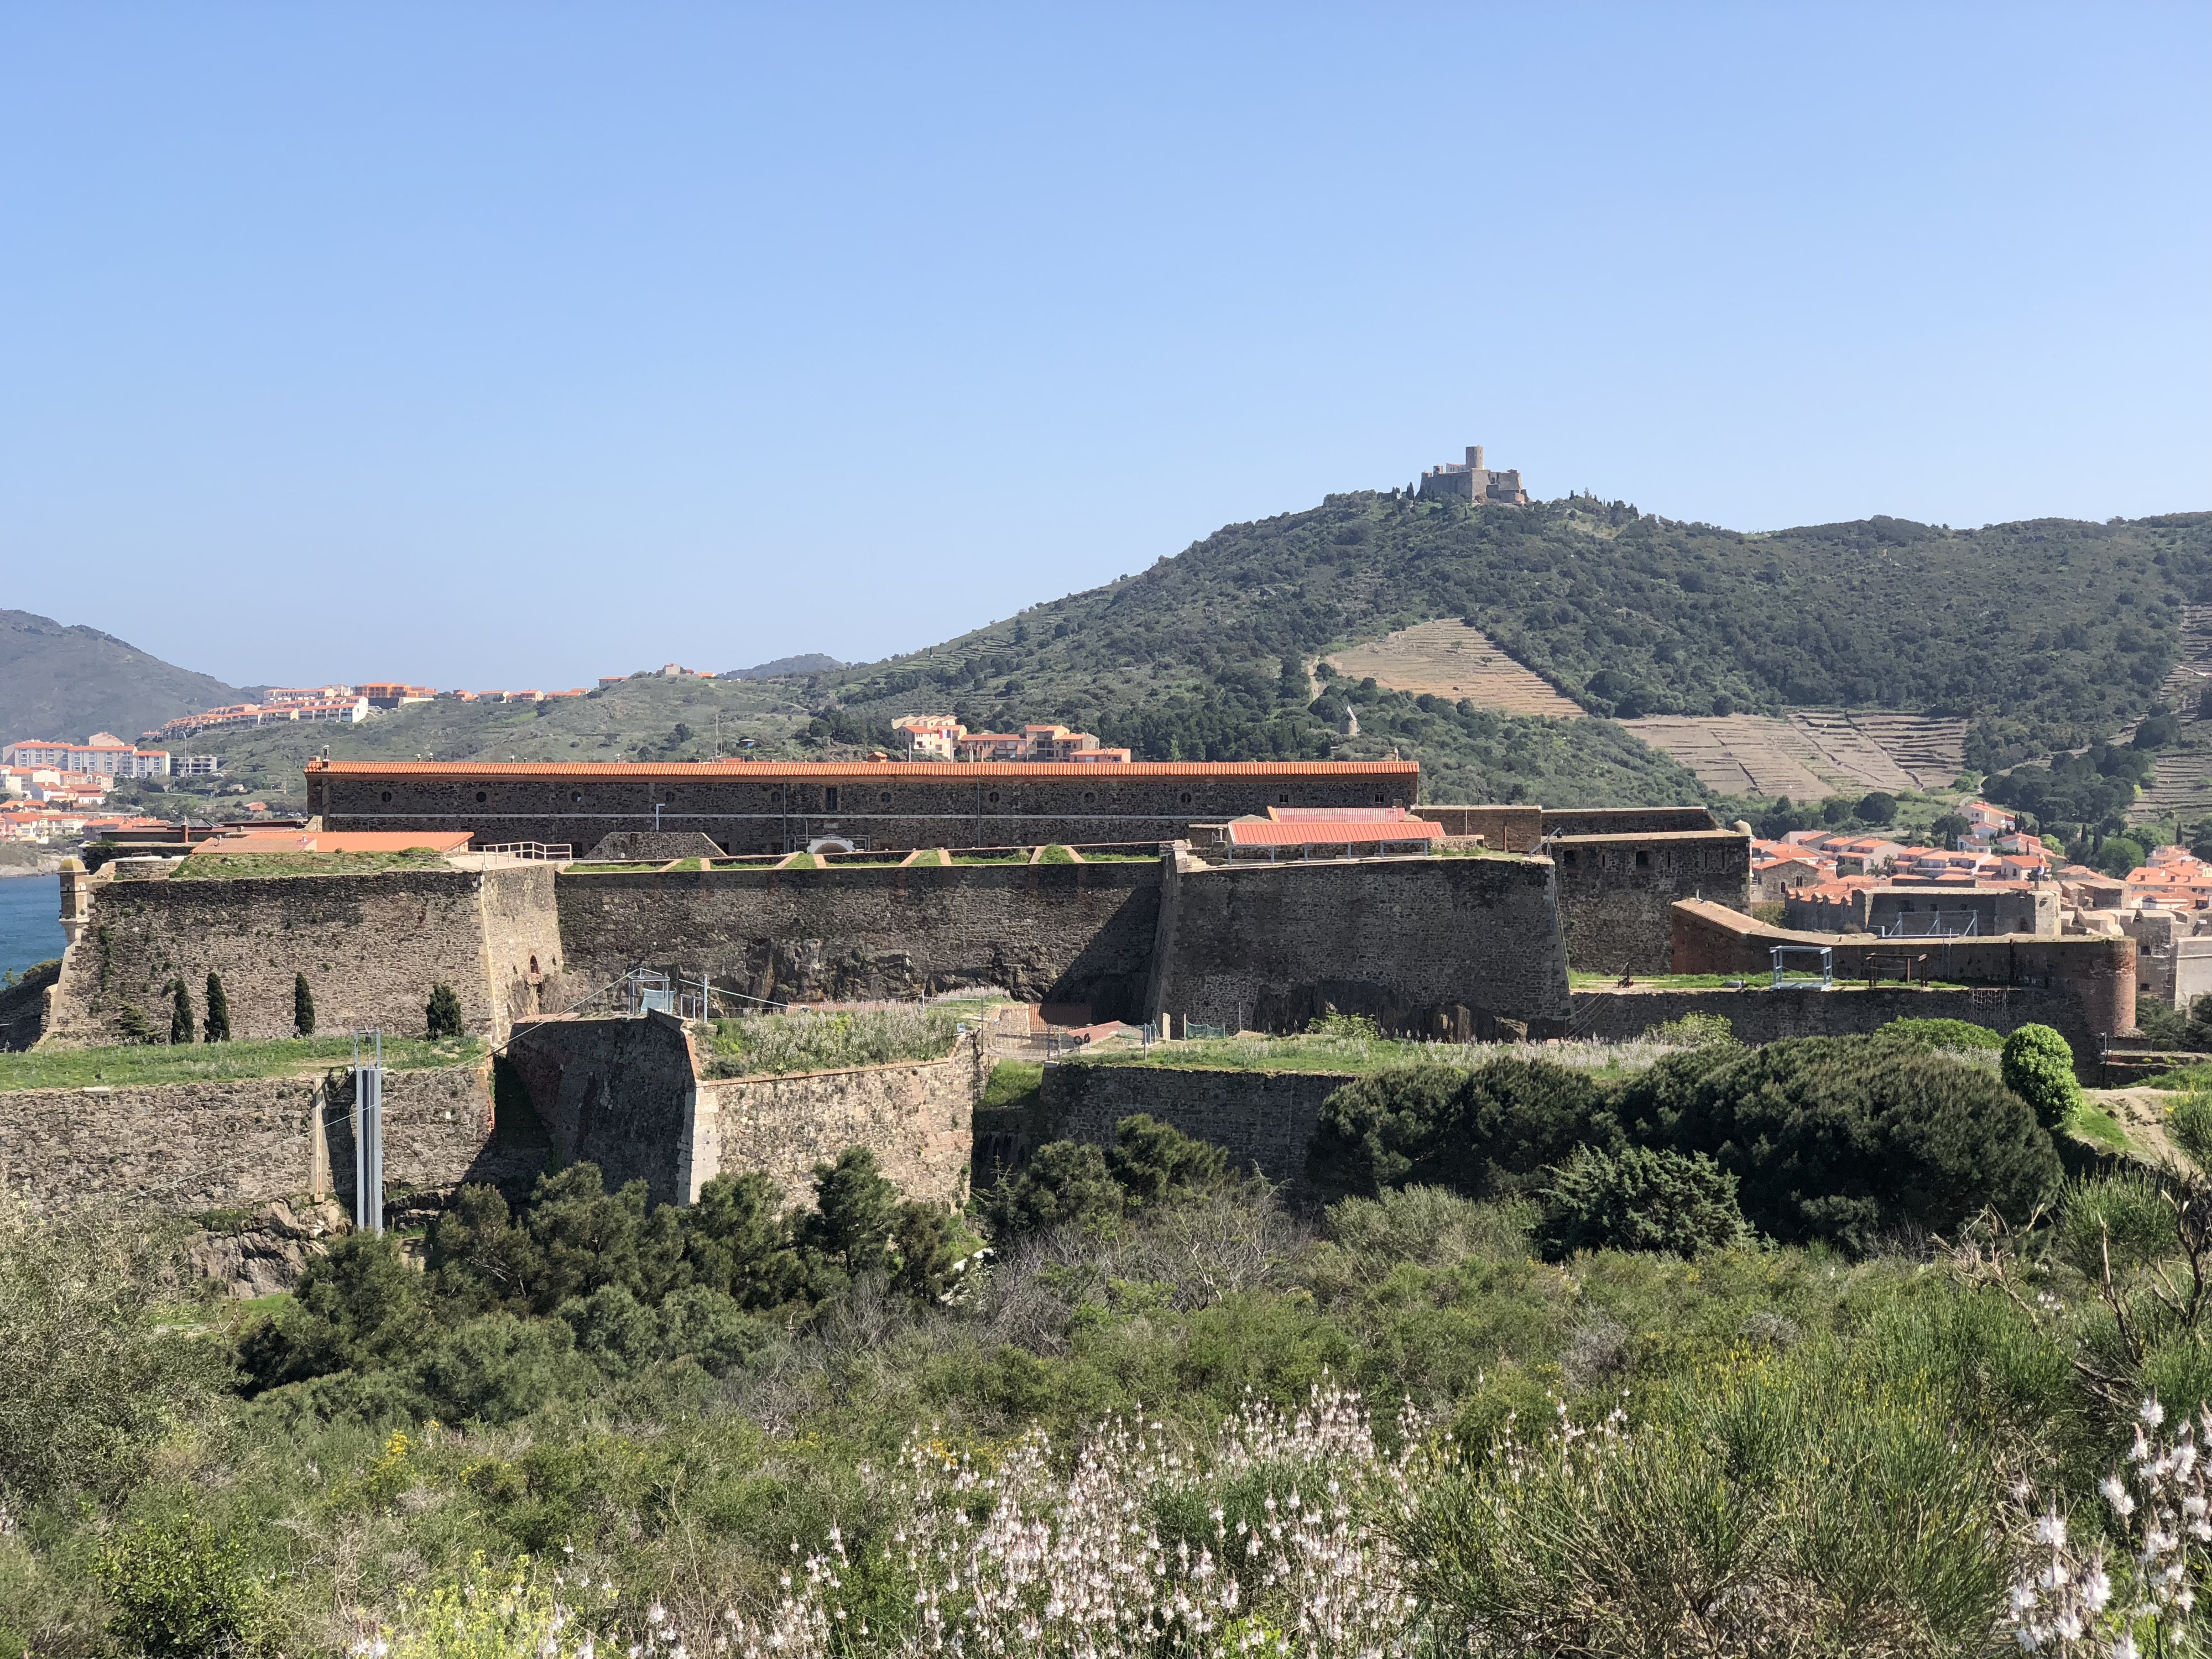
[108,675,818,816]
[0,609,249,750]
[815,497,2212,800]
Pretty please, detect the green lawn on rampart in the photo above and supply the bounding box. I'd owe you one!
[0,1035,485,1093]
[168,851,453,880]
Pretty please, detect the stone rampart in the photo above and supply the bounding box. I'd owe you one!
[1411,805,1544,852]
[44,864,565,1046]
[1542,807,1719,836]
[1569,984,2105,1071]
[1039,1061,1354,1190]
[1670,899,2135,1044]
[1147,850,1572,1037]
[691,1037,981,1210]
[0,1063,505,1218]
[555,859,1163,1020]
[503,1012,978,1209]
[1552,830,1752,974]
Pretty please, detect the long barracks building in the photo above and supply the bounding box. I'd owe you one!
[306,758,1422,855]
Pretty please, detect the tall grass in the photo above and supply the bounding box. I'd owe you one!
[0,1034,484,1093]
[702,1006,964,1077]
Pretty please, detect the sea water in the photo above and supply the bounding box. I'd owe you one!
[0,875,64,980]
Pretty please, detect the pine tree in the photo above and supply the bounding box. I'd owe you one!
[425,982,465,1039]
[168,979,194,1046]
[202,971,230,1042]
[294,973,316,1037]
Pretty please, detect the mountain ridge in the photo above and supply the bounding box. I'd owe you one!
[0,609,249,752]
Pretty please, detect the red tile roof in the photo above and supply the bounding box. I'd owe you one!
[1226,818,1446,848]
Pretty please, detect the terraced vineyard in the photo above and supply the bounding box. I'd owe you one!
[1621,709,1968,799]
[1328,619,1584,717]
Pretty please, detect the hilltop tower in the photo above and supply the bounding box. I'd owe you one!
[1418,444,1528,505]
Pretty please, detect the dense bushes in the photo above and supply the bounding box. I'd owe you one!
[979,1114,1227,1237]
[238,1150,979,1418]
[1536,1146,1752,1259]
[1314,1032,2061,1253]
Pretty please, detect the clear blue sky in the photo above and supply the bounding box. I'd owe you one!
[3,4,2206,692]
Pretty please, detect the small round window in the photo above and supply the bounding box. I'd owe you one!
[769,790,782,804]
[475,790,487,803]
[1179,791,1193,806]
[571,791,583,804]
[380,790,392,804]
[879,791,892,804]
[987,790,1000,804]
[1082,791,1095,804]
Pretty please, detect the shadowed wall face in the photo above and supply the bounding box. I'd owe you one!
[1551,831,1752,975]
[555,860,1163,1020]
[1148,853,1574,1037]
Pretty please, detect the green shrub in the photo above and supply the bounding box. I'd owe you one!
[1883,1016,2003,1051]
[983,1116,1232,1240]
[1306,1011,1382,1040]
[1107,1113,1228,1207]
[1623,1035,2060,1250]
[682,1171,805,1309]
[0,1207,229,1507]
[293,973,315,1038]
[236,1232,429,1392]
[1307,1058,1610,1204]
[2057,1172,2179,1278]
[202,972,230,1044]
[416,1314,594,1424]
[425,982,465,1039]
[1537,1145,1754,1259]
[1638,1011,1739,1049]
[97,1506,273,1658]
[702,1006,962,1078]
[979,1140,1126,1237]
[2001,1023,2081,1129]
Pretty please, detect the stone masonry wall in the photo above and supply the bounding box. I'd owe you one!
[556,859,1164,1021]
[1148,852,1573,1037]
[44,865,564,1046]
[1039,1061,1354,1191]
[505,1011,702,1205]
[0,1063,502,1218]
[503,1012,979,1209]
[312,760,1421,855]
[691,1034,982,1210]
[1671,899,2136,1043]
[1552,830,1752,975]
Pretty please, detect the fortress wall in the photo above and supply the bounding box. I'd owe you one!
[1570,984,2105,1068]
[1671,899,2136,1046]
[313,764,1417,855]
[45,865,562,1046]
[1411,805,1545,852]
[505,1011,701,1204]
[692,1034,980,1211]
[1542,807,1719,836]
[554,859,1165,1021]
[1039,1062,1354,1190]
[503,1012,978,1209]
[1552,830,1752,974]
[0,1063,502,1218]
[1147,853,1573,1037]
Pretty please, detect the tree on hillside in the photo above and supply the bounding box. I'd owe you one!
[168,980,193,1047]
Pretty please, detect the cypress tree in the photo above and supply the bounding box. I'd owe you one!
[426,982,465,1039]
[168,979,194,1046]
[294,973,316,1037]
[204,971,231,1042]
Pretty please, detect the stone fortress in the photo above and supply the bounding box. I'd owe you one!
[4,758,2137,1234]
[1417,444,1529,505]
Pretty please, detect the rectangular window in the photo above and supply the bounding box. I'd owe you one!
[824,786,839,812]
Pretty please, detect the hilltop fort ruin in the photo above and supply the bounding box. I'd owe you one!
[1417,444,1528,505]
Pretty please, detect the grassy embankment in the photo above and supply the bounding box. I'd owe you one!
[0,1035,484,1092]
